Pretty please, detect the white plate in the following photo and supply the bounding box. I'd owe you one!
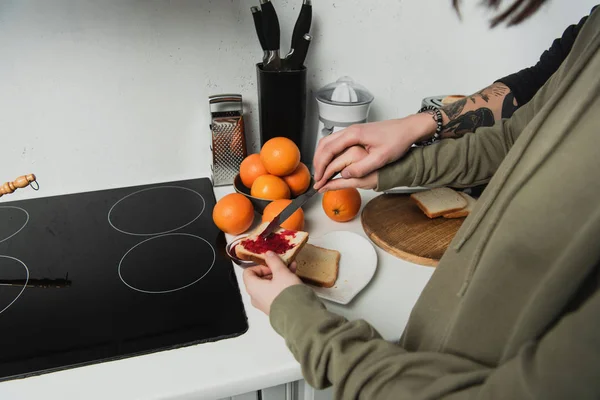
[306,231,378,305]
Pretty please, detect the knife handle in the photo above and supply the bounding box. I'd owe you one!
[251,6,267,51]
[287,34,312,70]
[260,0,280,52]
[0,174,37,198]
[290,1,312,52]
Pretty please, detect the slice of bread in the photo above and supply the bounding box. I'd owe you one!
[443,192,476,219]
[235,222,308,266]
[410,187,468,218]
[294,244,340,288]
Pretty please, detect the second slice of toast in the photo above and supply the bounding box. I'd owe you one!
[295,244,341,288]
[410,187,467,218]
[443,192,477,218]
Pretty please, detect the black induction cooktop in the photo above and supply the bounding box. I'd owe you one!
[0,177,248,382]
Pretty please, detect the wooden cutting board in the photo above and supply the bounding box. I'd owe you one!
[361,194,465,267]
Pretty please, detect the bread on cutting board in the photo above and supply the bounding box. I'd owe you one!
[443,192,477,219]
[295,244,341,288]
[410,187,468,218]
[235,222,308,266]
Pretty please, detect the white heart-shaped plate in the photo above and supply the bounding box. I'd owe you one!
[306,231,378,305]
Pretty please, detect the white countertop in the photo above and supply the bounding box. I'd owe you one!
[0,185,433,400]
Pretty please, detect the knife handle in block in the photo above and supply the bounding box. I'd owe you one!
[0,174,37,198]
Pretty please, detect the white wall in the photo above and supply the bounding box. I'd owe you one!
[1,0,596,199]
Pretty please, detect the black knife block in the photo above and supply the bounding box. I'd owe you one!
[256,63,307,150]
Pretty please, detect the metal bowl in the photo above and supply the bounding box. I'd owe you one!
[233,174,315,215]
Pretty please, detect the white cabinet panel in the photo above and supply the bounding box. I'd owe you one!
[298,380,333,400]
[261,383,288,400]
[220,391,259,400]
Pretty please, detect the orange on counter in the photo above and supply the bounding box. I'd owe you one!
[260,137,300,177]
[239,153,268,189]
[322,188,362,222]
[282,162,311,197]
[251,174,291,201]
[262,199,305,231]
[212,193,255,235]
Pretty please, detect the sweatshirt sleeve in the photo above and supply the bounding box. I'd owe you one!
[270,284,600,400]
[375,50,560,192]
[375,102,532,191]
[495,6,595,106]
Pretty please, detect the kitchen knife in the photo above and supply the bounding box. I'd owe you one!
[260,0,281,71]
[288,0,312,57]
[286,33,312,70]
[259,173,339,238]
[251,6,268,61]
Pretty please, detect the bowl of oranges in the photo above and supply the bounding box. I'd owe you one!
[212,136,363,238]
[234,137,313,214]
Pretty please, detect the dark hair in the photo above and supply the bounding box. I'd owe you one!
[453,0,549,27]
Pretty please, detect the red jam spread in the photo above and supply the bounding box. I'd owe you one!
[241,230,297,254]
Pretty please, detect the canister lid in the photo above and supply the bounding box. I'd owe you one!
[316,77,374,106]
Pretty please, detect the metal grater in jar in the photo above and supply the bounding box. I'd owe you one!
[209,94,248,186]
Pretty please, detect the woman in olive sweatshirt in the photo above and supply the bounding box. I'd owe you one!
[244,1,600,399]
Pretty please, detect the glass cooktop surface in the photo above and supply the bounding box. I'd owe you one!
[0,178,247,382]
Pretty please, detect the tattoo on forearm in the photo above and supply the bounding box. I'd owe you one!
[443,108,495,137]
[441,98,467,120]
[501,92,519,119]
[439,83,512,138]
[469,89,490,103]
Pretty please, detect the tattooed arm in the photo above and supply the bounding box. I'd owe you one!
[438,82,518,138]
[415,82,518,141]
[439,6,597,139]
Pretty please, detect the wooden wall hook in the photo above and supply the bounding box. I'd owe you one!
[0,174,37,198]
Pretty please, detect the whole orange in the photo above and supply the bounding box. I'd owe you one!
[239,153,268,189]
[212,193,255,235]
[282,162,311,197]
[262,199,304,231]
[260,137,301,176]
[251,174,291,200]
[322,188,362,222]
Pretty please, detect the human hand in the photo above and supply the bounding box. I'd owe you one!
[313,113,436,190]
[242,251,302,315]
[316,145,378,192]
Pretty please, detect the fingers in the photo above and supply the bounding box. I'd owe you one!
[341,153,387,180]
[316,146,367,189]
[318,173,377,192]
[313,126,363,183]
[264,251,288,274]
[242,265,272,285]
[289,261,297,274]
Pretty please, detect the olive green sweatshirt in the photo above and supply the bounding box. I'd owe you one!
[269,8,600,400]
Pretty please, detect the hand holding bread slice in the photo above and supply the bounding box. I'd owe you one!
[410,187,476,219]
[235,221,341,288]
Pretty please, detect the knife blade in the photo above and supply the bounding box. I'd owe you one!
[259,185,317,238]
[259,173,339,238]
[288,0,312,58]
[260,0,281,71]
